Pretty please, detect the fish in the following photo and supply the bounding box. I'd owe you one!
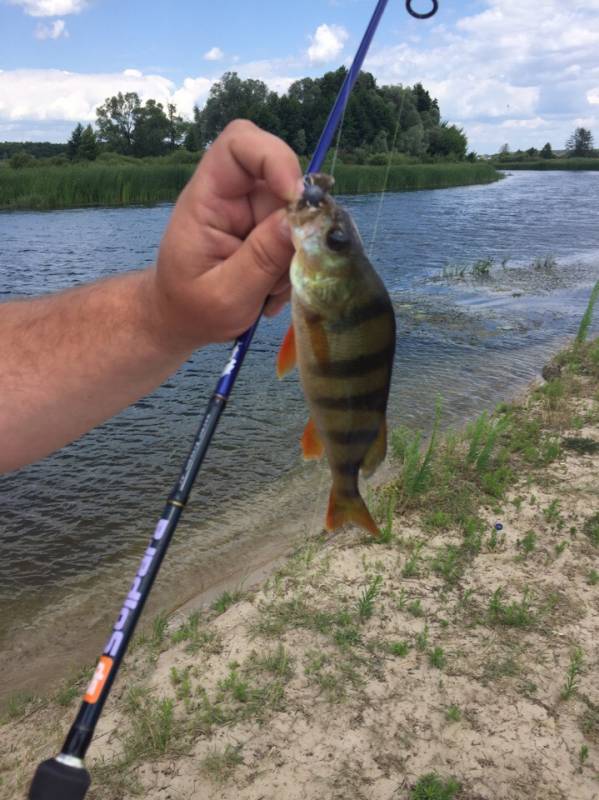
[277,173,396,536]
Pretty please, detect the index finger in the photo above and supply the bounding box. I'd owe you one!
[200,119,302,204]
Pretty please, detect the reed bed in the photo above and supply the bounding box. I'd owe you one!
[0,162,501,211]
[0,164,195,210]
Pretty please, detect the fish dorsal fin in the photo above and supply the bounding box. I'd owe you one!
[276,324,296,378]
[326,487,379,537]
[361,420,387,478]
[301,418,325,460]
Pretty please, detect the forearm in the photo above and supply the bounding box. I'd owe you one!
[0,268,191,472]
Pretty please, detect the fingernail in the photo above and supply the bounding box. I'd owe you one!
[295,177,305,197]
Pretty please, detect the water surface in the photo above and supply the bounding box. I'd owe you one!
[1,170,598,695]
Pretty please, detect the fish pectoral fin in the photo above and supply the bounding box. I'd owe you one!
[301,418,325,460]
[326,488,379,537]
[361,420,387,478]
[276,324,296,378]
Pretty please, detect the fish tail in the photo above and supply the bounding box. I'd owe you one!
[326,487,379,537]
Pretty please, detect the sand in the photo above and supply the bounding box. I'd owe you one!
[1,348,599,800]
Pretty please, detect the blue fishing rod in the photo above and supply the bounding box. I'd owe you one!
[28,2,438,798]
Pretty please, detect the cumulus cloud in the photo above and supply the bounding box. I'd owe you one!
[0,68,212,124]
[9,0,87,16]
[34,19,68,39]
[307,23,348,63]
[364,0,599,152]
[203,47,224,61]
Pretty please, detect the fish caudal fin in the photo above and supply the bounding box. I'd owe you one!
[326,488,379,537]
[301,418,325,460]
[276,324,296,378]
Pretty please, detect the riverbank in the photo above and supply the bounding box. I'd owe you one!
[2,331,599,800]
[494,158,599,171]
[0,162,501,211]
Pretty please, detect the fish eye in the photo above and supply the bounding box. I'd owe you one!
[326,226,350,251]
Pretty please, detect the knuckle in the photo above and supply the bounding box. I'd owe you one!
[223,118,257,138]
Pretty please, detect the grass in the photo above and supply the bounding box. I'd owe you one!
[357,574,383,620]
[576,280,599,344]
[200,744,244,783]
[488,588,535,628]
[389,641,410,657]
[123,688,175,760]
[583,513,599,547]
[410,773,461,800]
[212,589,243,614]
[0,161,501,211]
[561,648,584,700]
[445,705,461,723]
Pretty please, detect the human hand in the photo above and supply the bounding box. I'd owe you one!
[152,120,302,352]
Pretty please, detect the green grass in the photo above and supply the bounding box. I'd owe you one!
[495,158,599,171]
[561,647,584,700]
[200,744,244,783]
[410,773,461,800]
[212,589,243,614]
[488,588,534,628]
[356,574,383,620]
[0,161,501,211]
[576,280,599,344]
[445,704,461,723]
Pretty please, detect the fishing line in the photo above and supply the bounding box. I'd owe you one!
[368,109,404,258]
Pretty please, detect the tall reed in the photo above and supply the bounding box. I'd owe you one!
[0,162,501,211]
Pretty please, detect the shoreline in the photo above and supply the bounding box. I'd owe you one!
[2,334,599,799]
[0,162,501,212]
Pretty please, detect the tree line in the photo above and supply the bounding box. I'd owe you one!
[3,69,470,167]
[495,127,596,161]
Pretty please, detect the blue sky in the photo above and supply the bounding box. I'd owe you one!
[1,0,598,153]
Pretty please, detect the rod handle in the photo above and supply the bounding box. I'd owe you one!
[29,759,91,800]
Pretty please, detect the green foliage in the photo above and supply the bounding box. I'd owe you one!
[410,773,461,800]
[429,646,446,669]
[9,150,35,169]
[583,513,599,546]
[488,587,534,627]
[566,127,595,157]
[561,648,584,700]
[580,745,589,765]
[212,589,243,614]
[201,744,244,783]
[445,705,461,722]
[588,569,599,585]
[357,574,383,620]
[576,281,599,344]
[124,688,175,759]
[389,641,410,657]
[540,142,554,159]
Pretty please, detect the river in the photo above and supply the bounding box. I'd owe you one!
[1,169,599,697]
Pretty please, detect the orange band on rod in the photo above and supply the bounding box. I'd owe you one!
[84,656,114,704]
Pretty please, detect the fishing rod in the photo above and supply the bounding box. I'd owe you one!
[28,2,439,798]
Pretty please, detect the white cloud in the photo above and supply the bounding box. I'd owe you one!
[0,68,213,125]
[307,23,348,64]
[9,0,87,16]
[34,19,68,39]
[204,47,224,62]
[364,0,599,152]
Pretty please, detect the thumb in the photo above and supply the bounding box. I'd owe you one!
[212,207,294,317]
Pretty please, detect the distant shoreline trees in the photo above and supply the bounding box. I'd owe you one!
[2,69,470,167]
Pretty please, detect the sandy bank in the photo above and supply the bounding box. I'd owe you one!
[2,337,599,800]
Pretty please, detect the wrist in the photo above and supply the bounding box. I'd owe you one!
[139,266,198,361]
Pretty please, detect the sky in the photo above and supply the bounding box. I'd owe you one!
[1,0,598,154]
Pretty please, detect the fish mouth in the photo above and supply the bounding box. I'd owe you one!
[288,173,338,230]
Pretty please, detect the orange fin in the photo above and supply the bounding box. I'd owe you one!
[301,418,325,460]
[326,488,380,537]
[361,420,387,478]
[276,324,296,378]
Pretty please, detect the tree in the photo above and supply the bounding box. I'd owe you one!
[95,92,141,154]
[526,147,538,158]
[78,125,99,161]
[199,72,278,145]
[67,123,84,160]
[166,103,184,150]
[132,99,170,156]
[498,143,511,161]
[428,122,468,159]
[372,130,389,153]
[540,142,554,159]
[565,127,594,157]
[292,128,307,155]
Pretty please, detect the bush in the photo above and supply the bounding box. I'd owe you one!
[9,151,35,169]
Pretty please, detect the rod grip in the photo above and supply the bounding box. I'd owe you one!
[29,759,91,800]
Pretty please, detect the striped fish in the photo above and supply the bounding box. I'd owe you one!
[277,173,396,536]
